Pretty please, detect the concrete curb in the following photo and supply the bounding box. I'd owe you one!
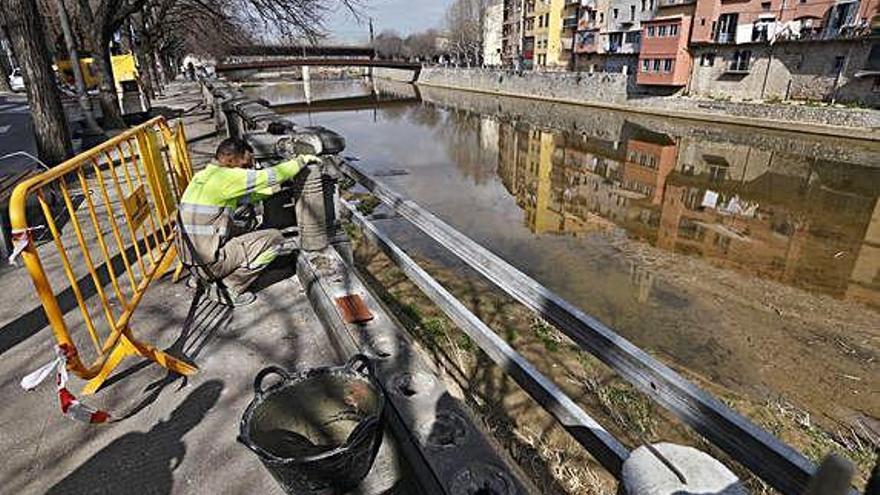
[414,81,880,142]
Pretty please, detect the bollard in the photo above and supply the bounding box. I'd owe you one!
[621,443,748,495]
[804,454,855,495]
[297,163,331,251]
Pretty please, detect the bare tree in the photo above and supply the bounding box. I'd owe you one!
[373,30,407,59]
[445,0,489,66]
[2,0,72,164]
[405,29,442,61]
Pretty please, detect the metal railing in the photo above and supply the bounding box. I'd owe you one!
[9,116,197,395]
[337,160,854,495]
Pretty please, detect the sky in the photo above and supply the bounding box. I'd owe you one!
[325,0,455,44]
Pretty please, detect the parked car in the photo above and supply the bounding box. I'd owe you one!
[8,68,24,92]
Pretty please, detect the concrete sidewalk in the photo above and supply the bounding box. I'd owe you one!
[0,82,393,495]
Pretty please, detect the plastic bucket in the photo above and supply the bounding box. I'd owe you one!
[239,355,385,494]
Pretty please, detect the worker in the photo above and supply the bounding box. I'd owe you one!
[177,138,321,306]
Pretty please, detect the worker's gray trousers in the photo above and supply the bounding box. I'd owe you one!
[196,229,284,295]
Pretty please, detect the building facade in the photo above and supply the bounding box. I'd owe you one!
[484,1,506,66]
[524,0,569,68]
[687,0,880,102]
[637,0,696,85]
[485,0,880,104]
[502,0,527,66]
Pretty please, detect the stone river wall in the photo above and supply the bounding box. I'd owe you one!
[373,67,880,140]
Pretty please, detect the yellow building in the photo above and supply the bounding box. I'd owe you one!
[523,0,568,68]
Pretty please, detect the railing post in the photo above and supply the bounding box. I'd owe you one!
[296,162,331,251]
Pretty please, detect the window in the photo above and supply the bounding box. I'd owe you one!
[761,1,771,10]
[589,11,596,21]
[663,59,673,72]
[647,26,655,36]
[649,0,654,8]
[609,32,623,51]
[538,15,543,28]
[669,24,679,36]
[613,9,619,20]
[716,13,738,43]
[658,25,667,36]
[642,59,650,71]
[642,0,646,10]
[625,31,640,43]
[700,52,716,66]
[729,50,751,71]
[545,13,550,26]
[630,5,636,19]
[752,19,773,41]
[600,12,604,22]
[653,59,661,71]
[701,18,706,26]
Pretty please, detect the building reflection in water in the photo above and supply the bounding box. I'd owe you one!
[493,118,880,309]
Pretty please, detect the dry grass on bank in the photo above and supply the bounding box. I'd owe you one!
[345,218,877,494]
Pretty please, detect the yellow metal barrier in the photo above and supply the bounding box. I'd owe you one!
[9,116,198,395]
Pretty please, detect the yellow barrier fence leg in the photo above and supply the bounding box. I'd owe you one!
[172,262,186,284]
[157,244,179,279]
[81,337,138,395]
[125,332,199,377]
[81,330,199,396]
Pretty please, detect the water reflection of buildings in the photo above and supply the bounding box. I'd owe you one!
[494,118,880,308]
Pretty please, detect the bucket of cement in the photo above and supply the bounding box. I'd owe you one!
[239,355,385,494]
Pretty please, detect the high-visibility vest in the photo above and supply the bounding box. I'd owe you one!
[176,159,304,266]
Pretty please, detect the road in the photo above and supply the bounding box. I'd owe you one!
[0,92,38,174]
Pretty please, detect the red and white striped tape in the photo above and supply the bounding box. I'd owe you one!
[20,344,111,424]
[7,227,45,266]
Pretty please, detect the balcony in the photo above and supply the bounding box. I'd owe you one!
[715,32,736,43]
[560,37,575,49]
[563,16,579,29]
[657,0,696,6]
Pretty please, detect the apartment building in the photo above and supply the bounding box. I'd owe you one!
[488,0,879,104]
[572,0,658,72]
[484,1,505,66]
[574,0,610,64]
[637,0,696,86]
[502,0,527,66]
[687,0,880,103]
[524,0,569,68]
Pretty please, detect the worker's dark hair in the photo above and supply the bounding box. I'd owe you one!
[215,138,254,160]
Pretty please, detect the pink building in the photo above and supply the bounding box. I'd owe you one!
[637,7,694,85]
[691,0,879,45]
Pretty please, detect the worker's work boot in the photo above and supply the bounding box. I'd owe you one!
[226,291,257,307]
[204,283,257,307]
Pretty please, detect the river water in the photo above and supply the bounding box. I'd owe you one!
[244,79,879,432]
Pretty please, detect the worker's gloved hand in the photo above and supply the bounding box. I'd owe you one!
[299,154,322,166]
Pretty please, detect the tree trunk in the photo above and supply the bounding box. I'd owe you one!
[82,32,126,129]
[5,0,72,164]
[0,22,14,92]
[131,13,155,99]
[53,0,103,135]
[0,54,12,93]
